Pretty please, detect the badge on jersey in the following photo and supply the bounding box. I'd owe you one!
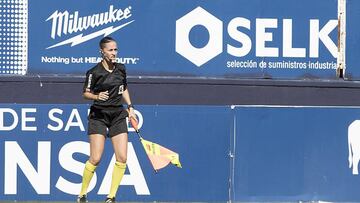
[118,85,124,94]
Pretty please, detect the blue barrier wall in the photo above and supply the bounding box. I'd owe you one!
[2,104,360,201]
[232,106,360,202]
[0,104,231,201]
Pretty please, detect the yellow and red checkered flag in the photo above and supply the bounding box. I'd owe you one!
[129,116,182,172]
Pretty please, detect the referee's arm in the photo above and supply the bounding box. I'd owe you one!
[122,89,132,107]
[122,89,136,119]
[83,90,109,101]
[83,91,98,101]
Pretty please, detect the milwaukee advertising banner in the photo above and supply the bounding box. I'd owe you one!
[232,106,360,202]
[1,0,352,79]
[0,104,231,201]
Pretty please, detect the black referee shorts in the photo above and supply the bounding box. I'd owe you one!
[88,106,129,137]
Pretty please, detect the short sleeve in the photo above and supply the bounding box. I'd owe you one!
[83,70,94,93]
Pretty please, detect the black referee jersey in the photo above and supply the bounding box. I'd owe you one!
[83,62,127,109]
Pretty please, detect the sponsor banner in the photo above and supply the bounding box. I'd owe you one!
[0,104,230,201]
[22,0,340,78]
[232,106,360,202]
[3,104,360,201]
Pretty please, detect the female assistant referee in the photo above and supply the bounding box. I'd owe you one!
[77,36,136,203]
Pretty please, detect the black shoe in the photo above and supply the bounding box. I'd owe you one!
[105,197,116,203]
[77,195,87,203]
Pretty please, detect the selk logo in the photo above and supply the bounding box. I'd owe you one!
[176,6,337,67]
[46,5,134,49]
[176,7,222,67]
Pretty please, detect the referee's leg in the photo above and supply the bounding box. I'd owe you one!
[79,134,106,199]
[107,133,128,199]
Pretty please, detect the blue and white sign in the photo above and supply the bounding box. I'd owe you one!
[0,0,349,79]
[28,0,339,78]
[3,104,360,201]
[0,104,231,201]
[232,106,360,202]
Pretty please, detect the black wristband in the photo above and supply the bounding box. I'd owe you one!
[127,104,134,109]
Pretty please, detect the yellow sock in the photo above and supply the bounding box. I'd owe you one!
[107,161,126,198]
[79,160,97,196]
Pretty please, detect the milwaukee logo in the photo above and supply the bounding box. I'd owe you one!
[46,5,134,49]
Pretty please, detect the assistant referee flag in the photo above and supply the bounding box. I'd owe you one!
[141,138,182,171]
[129,116,182,172]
